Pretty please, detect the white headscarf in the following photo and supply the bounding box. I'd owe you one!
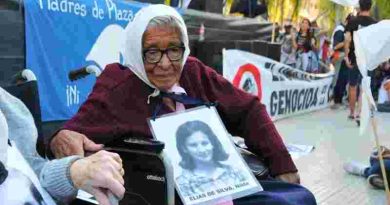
[123,4,190,104]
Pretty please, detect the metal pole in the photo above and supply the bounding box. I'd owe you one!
[370,107,390,204]
[271,0,279,43]
[272,22,276,43]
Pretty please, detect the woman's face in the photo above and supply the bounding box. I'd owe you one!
[300,19,310,32]
[143,26,183,91]
[184,131,214,163]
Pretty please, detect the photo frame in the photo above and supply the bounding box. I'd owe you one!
[148,106,262,205]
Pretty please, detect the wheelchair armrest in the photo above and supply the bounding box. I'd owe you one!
[238,147,270,180]
[102,146,174,205]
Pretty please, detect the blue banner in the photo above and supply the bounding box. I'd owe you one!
[25,0,147,121]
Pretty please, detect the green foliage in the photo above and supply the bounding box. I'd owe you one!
[267,0,301,23]
[266,0,389,35]
[317,1,351,35]
[291,0,301,22]
[375,0,390,19]
[318,1,336,33]
[267,0,358,34]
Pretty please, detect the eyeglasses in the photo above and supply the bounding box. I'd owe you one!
[143,46,185,64]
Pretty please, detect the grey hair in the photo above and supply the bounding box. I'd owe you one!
[147,15,182,31]
[143,15,183,45]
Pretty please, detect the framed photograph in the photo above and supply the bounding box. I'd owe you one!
[148,106,262,205]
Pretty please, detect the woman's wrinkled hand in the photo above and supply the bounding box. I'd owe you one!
[275,172,300,184]
[50,129,104,158]
[70,150,125,205]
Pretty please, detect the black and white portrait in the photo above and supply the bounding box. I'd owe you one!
[175,120,247,197]
[149,106,262,205]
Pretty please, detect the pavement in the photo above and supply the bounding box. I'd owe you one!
[275,106,390,205]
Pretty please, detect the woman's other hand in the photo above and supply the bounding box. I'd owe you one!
[50,129,103,158]
[70,150,125,205]
[275,172,300,184]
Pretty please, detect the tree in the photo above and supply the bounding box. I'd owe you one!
[267,0,301,24]
[375,0,390,19]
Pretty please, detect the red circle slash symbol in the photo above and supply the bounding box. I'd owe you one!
[232,63,262,101]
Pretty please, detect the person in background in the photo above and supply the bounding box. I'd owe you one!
[344,0,377,124]
[279,21,297,68]
[377,59,390,104]
[310,20,320,53]
[293,18,319,73]
[0,87,125,205]
[330,14,354,110]
[274,22,280,41]
[344,146,390,190]
[320,38,330,66]
[48,4,316,205]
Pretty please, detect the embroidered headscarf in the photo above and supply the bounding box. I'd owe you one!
[123,4,190,107]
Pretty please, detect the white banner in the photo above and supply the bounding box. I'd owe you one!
[223,49,334,121]
[354,20,390,134]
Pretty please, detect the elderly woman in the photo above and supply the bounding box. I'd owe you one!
[49,4,316,205]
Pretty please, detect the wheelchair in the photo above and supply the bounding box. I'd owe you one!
[5,69,270,205]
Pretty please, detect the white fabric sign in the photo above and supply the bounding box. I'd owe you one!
[354,20,390,135]
[355,20,390,74]
[223,49,333,121]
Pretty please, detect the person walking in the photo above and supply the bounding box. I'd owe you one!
[344,0,376,124]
